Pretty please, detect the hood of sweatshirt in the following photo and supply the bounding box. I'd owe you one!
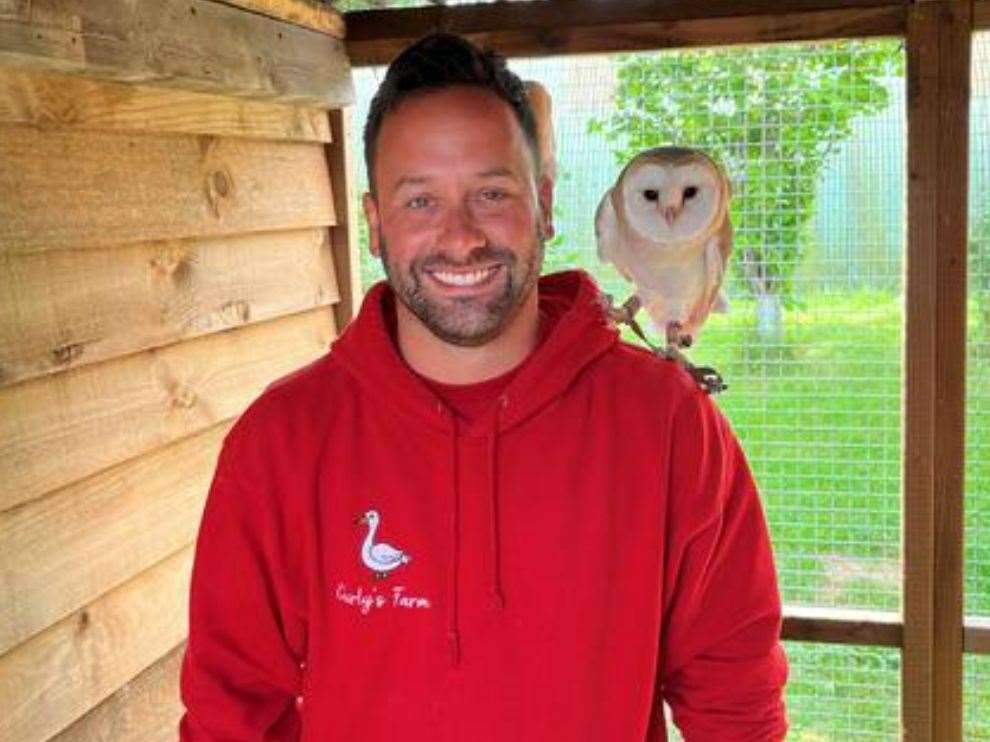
[329,269,619,667]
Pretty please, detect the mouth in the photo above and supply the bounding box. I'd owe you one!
[424,264,503,291]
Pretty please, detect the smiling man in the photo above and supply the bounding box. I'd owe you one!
[362,70,552,381]
[178,33,788,742]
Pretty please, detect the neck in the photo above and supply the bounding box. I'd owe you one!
[395,290,540,384]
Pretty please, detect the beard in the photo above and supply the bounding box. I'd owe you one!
[379,230,545,347]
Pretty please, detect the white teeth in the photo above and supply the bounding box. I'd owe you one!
[432,267,496,286]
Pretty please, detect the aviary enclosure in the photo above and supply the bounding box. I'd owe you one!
[1,1,988,741]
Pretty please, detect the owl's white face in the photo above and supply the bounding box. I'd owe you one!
[620,159,724,245]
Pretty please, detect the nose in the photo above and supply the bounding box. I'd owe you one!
[662,203,679,226]
[439,201,486,255]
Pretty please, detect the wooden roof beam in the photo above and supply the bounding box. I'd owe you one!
[345,0,910,65]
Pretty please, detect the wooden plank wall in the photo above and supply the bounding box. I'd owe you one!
[0,1,355,740]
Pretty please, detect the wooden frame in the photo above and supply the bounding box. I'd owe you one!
[344,1,983,739]
[0,3,354,738]
[977,0,990,29]
[904,3,971,740]
[0,0,353,107]
[345,0,907,64]
[215,0,345,37]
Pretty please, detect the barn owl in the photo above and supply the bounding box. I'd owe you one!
[595,146,733,393]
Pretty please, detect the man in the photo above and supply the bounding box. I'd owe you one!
[179,33,788,741]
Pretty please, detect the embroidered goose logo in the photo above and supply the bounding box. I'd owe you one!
[355,509,411,580]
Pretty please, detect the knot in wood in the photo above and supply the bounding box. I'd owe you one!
[204,166,235,218]
[171,385,198,409]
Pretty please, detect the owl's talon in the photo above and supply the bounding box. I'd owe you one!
[690,366,727,395]
[656,345,726,395]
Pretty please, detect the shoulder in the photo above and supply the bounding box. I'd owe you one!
[595,338,708,407]
[593,338,740,448]
[222,349,353,452]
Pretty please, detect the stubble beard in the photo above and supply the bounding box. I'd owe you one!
[380,233,545,347]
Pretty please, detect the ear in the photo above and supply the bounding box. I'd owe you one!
[362,192,382,257]
[536,174,555,242]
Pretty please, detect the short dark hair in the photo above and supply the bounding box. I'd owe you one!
[363,32,540,196]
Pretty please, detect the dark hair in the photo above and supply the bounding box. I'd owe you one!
[363,32,540,195]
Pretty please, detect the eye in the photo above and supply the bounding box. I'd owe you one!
[643,189,659,202]
[405,195,432,210]
[480,188,508,202]
[684,186,699,199]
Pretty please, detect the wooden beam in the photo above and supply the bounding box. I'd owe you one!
[0,547,193,742]
[965,618,990,655]
[0,0,353,107]
[51,642,186,742]
[904,2,971,741]
[976,0,990,29]
[0,422,230,655]
[0,66,332,142]
[0,125,335,254]
[214,0,345,38]
[1,228,338,386]
[345,0,907,64]
[781,606,902,648]
[0,306,335,512]
[327,108,366,330]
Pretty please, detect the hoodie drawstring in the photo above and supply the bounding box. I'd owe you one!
[443,394,510,669]
[447,411,461,668]
[488,396,508,612]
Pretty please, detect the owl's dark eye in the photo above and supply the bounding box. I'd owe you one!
[643,189,659,202]
[684,186,699,199]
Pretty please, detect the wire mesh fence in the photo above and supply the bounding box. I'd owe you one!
[966,28,990,742]
[347,33,989,740]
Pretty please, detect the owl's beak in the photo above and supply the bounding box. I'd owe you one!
[662,205,679,226]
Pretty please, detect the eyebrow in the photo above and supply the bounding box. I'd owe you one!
[390,168,521,195]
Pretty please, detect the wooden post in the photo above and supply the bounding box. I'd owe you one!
[904,1,972,741]
[327,107,365,329]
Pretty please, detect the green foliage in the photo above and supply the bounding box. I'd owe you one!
[588,40,904,304]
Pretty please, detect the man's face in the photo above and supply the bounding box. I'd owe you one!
[363,85,553,347]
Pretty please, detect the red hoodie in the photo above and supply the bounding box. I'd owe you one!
[179,269,788,741]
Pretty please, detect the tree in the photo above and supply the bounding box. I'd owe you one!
[588,40,904,340]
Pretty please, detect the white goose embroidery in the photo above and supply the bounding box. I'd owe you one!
[356,509,411,579]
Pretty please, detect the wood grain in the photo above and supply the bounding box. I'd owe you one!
[781,605,902,648]
[0,306,336,512]
[0,66,331,141]
[976,0,990,29]
[903,7,939,738]
[904,2,971,740]
[327,108,365,330]
[965,618,990,655]
[215,0,345,38]
[50,642,187,742]
[0,0,353,107]
[346,3,906,64]
[0,547,193,742]
[0,421,231,655]
[0,125,335,253]
[0,227,338,386]
[930,2,970,739]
